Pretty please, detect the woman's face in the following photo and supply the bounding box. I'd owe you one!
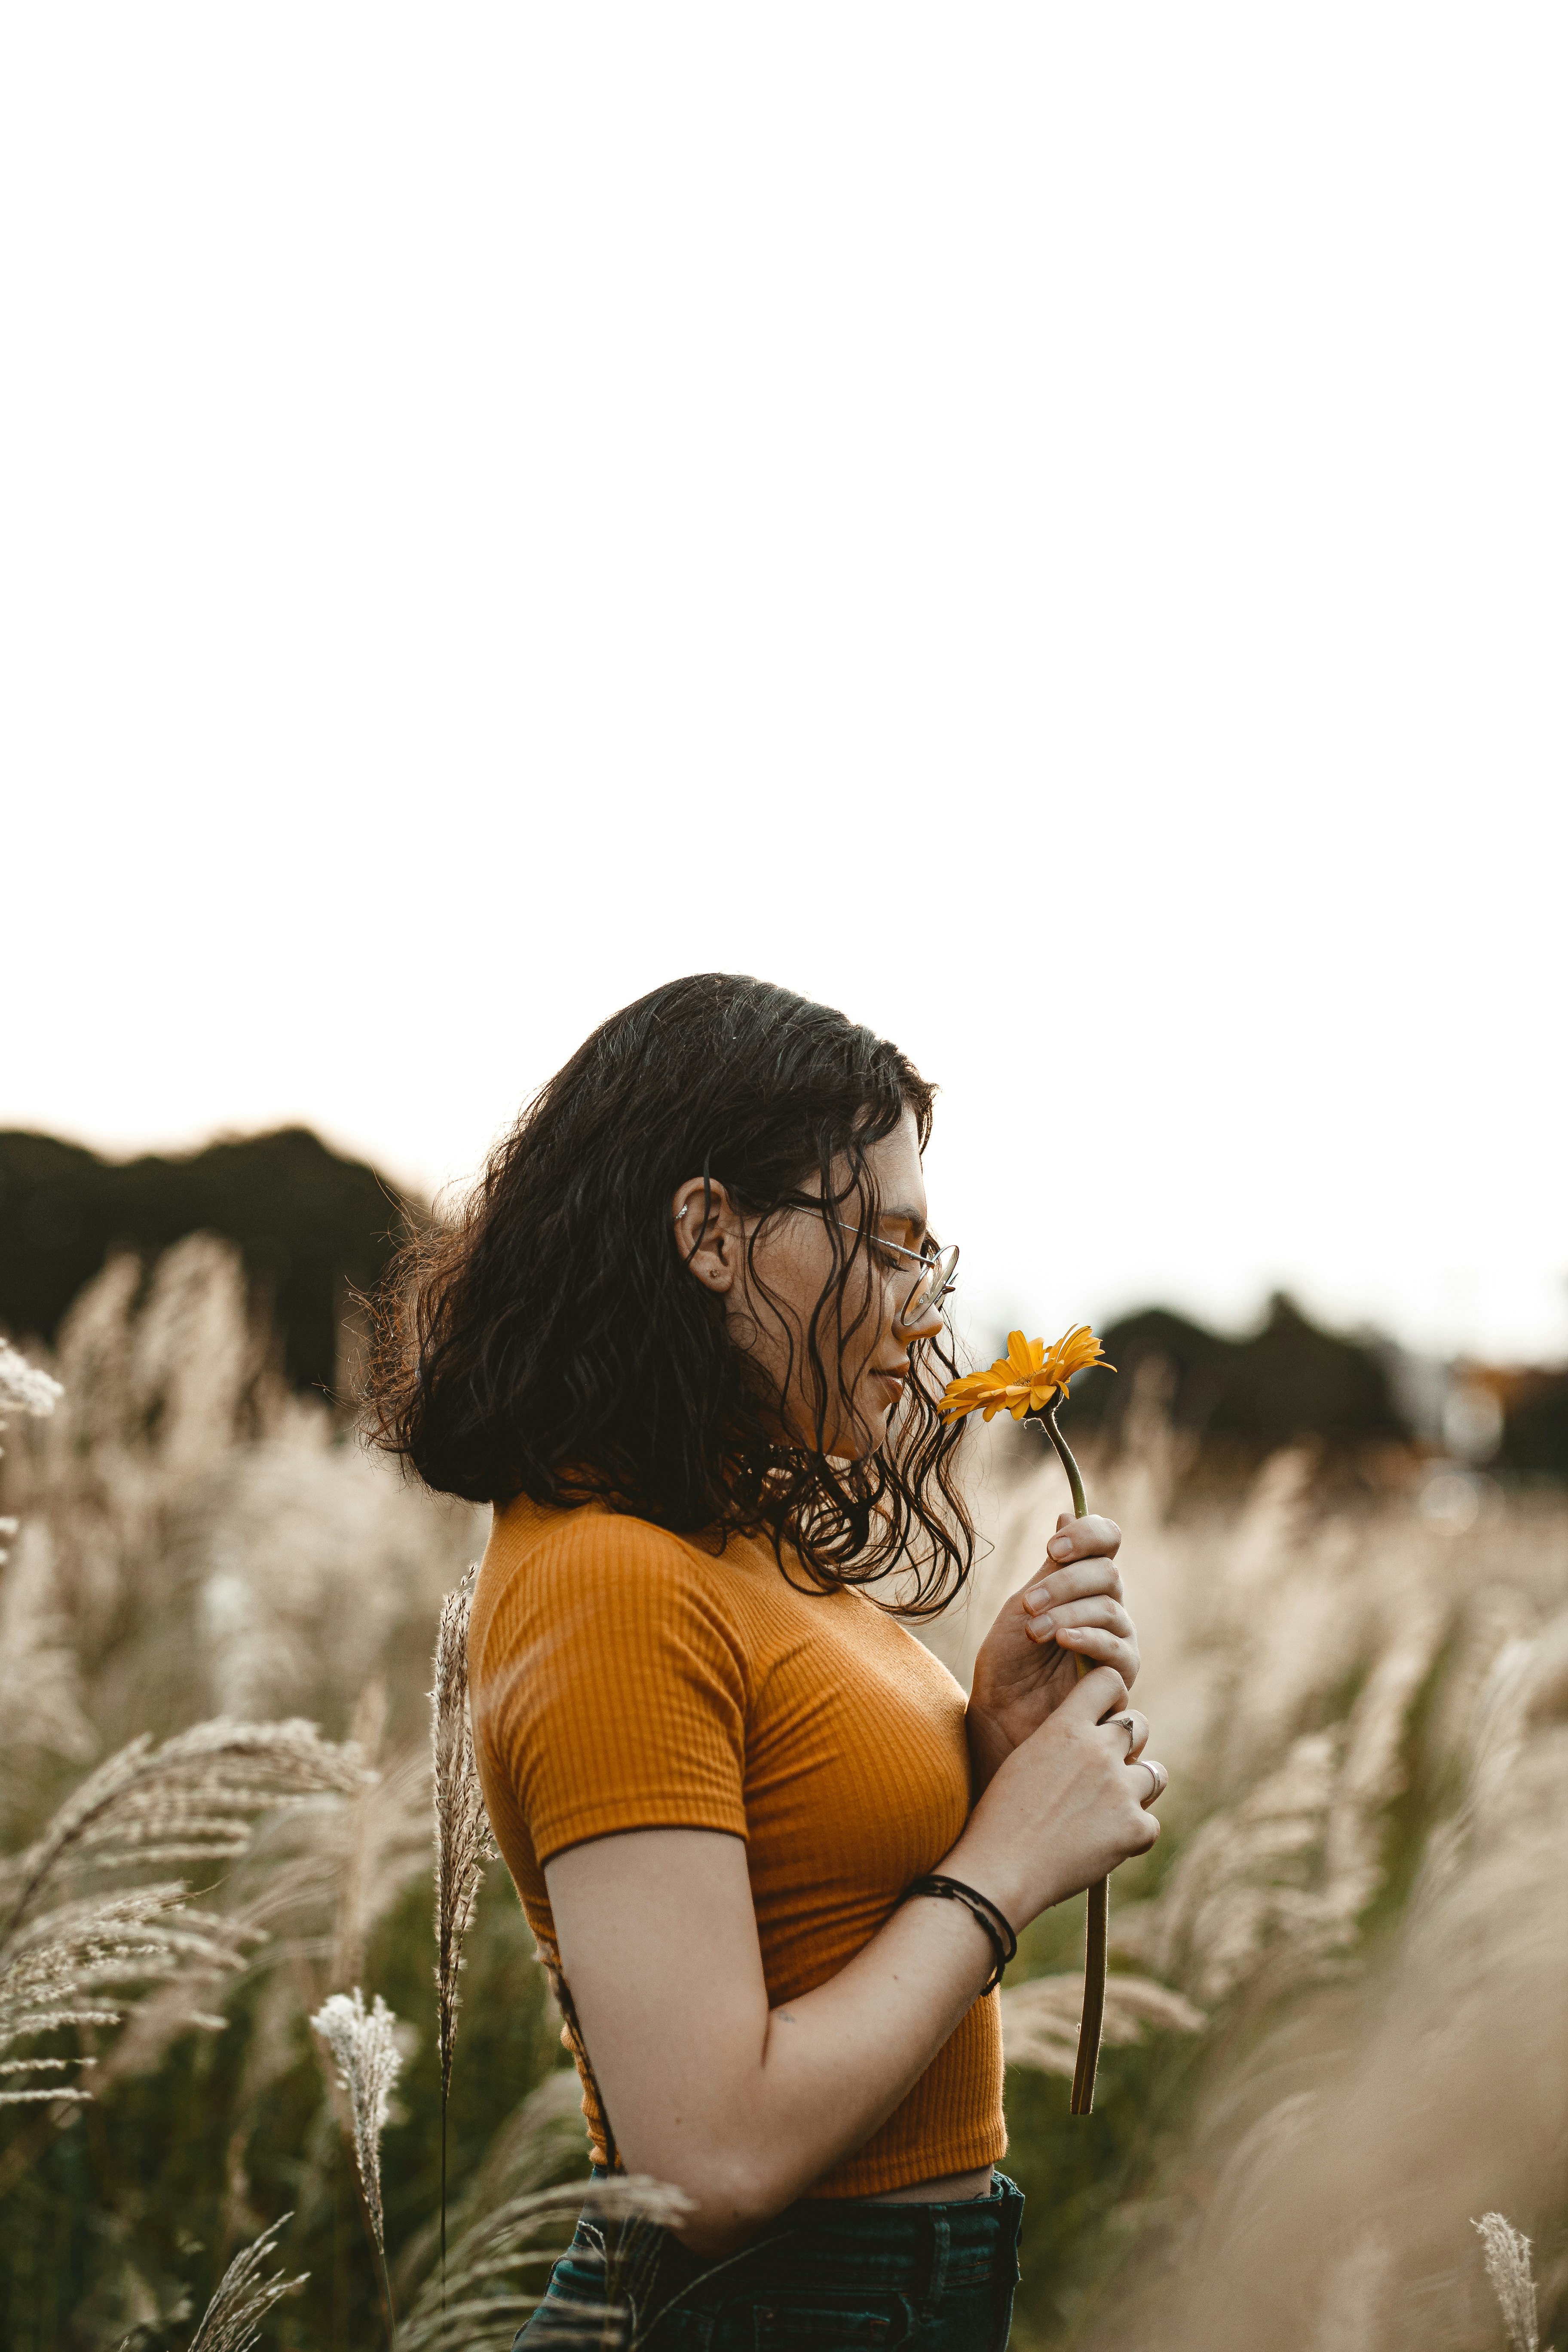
[670,1108,945,1458]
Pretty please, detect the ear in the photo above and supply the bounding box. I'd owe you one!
[670,1177,745,1295]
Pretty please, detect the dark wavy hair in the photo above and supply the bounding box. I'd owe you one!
[363,973,974,1613]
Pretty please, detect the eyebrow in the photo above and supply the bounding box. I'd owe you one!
[879,1204,931,1246]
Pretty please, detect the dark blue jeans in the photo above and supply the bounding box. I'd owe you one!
[514,2170,1024,2350]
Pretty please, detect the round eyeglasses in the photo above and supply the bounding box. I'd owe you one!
[833,1222,959,1329]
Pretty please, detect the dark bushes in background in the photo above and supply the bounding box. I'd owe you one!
[1062,1290,1568,1476]
[0,1128,410,1398]
[1063,1292,1404,1453]
[1495,1366,1568,1477]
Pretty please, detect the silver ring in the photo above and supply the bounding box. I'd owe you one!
[1133,1759,1167,1807]
[1106,1712,1137,1755]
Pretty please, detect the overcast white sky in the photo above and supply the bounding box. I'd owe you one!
[3,7,1564,1364]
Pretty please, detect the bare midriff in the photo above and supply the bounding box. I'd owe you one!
[856,2165,995,2204]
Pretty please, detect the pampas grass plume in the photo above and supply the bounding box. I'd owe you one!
[0,1339,62,1431]
[185,2212,307,2352]
[430,1568,496,2297]
[1000,1970,1204,2079]
[0,1719,367,2107]
[432,1570,494,2106]
[397,2171,694,2352]
[310,1986,403,2267]
[1475,2212,1550,2352]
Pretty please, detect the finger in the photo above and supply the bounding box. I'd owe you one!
[1043,1514,1122,1566]
[1049,1627,1140,1685]
[1131,1758,1167,1809]
[1022,1559,1126,1614]
[1060,1662,1129,1724]
[1098,1706,1149,1757]
[1022,1592,1133,1642]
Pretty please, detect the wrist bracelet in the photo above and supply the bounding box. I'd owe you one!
[902,1874,1018,1994]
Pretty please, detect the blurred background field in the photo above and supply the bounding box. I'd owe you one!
[1,1164,1563,2349]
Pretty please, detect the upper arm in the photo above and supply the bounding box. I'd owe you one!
[545,1827,772,2202]
[474,1524,765,2205]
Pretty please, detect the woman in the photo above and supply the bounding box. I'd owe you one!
[368,973,1164,2350]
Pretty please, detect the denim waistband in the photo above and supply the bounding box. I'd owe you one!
[588,2166,1025,2300]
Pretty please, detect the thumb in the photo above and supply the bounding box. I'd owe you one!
[1060,1662,1130,1726]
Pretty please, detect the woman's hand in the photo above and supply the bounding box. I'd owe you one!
[946,1663,1163,1928]
[965,1513,1139,1796]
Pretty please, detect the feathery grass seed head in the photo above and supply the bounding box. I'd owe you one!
[186,2213,307,2352]
[431,1572,495,2102]
[310,1987,404,2261]
[0,1340,63,1434]
[1474,2212,1542,2352]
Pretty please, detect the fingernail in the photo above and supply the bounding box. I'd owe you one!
[1032,1612,1055,1635]
[1023,1583,1051,1612]
[1047,1535,1072,1559]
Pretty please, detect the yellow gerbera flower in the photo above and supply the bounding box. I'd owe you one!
[938,1323,1113,1424]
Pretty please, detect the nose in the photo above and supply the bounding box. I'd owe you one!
[895,1292,947,1342]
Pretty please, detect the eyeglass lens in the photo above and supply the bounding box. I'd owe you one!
[904,1246,958,1322]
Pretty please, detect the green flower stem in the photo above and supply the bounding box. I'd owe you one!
[1038,1401,1087,1520]
[1037,1402,1107,2118]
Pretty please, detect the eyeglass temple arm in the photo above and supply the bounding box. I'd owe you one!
[831,1218,943,1268]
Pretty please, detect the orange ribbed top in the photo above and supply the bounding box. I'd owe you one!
[469,1494,1005,2199]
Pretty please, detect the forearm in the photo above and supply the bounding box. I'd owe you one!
[551,1828,1009,2251]
[758,1894,995,2180]
[669,1889,1000,2250]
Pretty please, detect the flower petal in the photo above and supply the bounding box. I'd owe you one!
[941,1322,1114,1426]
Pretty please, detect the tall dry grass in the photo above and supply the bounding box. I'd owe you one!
[941,1372,1568,2349]
[1,1241,1564,2346]
[0,1242,618,2347]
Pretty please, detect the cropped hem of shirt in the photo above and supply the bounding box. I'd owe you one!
[469,1494,1006,2199]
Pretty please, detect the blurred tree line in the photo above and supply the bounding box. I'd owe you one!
[1067,1294,1403,1453]
[1065,1294,1568,1475]
[1,1126,1564,1472]
[0,1129,408,1400]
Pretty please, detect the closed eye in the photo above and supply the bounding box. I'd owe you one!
[873,1235,937,1274]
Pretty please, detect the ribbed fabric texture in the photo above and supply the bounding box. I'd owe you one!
[469,1494,1006,2199]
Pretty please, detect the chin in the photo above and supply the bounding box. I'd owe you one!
[839,1404,892,1461]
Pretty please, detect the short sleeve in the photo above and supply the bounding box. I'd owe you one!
[472,1513,750,1867]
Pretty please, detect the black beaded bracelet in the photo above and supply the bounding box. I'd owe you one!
[903,1874,1018,1994]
